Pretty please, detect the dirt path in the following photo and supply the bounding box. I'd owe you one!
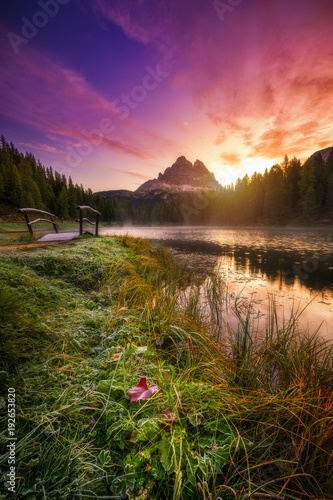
[0,241,72,252]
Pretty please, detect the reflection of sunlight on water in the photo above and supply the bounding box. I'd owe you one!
[216,254,333,340]
[101,225,333,340]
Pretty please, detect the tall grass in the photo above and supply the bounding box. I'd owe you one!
[0,236,332,499]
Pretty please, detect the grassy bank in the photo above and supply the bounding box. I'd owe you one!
[0,236,332,499]
[0,221,81,246]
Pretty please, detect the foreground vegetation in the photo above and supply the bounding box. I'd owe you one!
[0,236,332,499]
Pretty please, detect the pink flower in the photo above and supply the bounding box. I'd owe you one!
[128,377,159,403]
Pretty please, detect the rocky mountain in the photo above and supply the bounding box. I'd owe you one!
[310,146,333,162]
[136,156,221,193]
[96,156,221,203]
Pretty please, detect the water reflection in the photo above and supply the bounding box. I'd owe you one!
[148,237,333,293]
[100,226,333,338]
[220,244,333,292]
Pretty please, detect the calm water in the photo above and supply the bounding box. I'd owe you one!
[100,226,333,339]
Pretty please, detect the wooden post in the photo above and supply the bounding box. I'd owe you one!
[50,215,59,233]
[23,211,34,238]
[18,208,59,237]
[95,213,99,236]
[76,205,102,236]
[79,209,83,235]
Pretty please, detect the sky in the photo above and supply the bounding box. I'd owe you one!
[1,0,333,192]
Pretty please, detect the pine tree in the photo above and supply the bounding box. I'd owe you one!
[263,165,286,223]
[299,158,316,219]
[57,186,69,219]
[284,157,301,210]
[327,174,333,222]
[312,153,326,210]
[302,186,317,221]
[68,177,78,217]
[0,169,4,199]
[10,164,23,206]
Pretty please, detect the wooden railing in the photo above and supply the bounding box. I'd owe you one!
[76,206,101,236]
[17,208,59,238]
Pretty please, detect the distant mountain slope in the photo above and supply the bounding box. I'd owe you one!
[310,146,333,162]
[96,189,133,200]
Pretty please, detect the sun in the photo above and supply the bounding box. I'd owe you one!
[210,156,278,186]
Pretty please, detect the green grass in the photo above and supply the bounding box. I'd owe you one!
[0,235,332,499]
[0,221,34,245]
[0,221,87,245]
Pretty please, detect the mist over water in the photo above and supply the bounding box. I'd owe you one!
[100,226,333,339]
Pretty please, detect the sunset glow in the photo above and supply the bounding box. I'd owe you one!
[1,0,333,191]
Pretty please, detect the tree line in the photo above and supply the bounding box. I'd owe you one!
[0,136,121,221]
[114,151,333,225]
[1,135,333,225]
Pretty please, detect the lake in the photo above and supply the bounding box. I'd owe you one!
[100,226,333,339]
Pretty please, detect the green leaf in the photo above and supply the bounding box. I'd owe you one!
[186,452,210,486]
[187,412,204,427]
[107,415,134,439]
[97,380,125,399]
[159,438,174,472]
[96,449,111,468]
[27,458,39,468]
[111,474,136,498]
[97,379,112,394]
[199,436,214,449]
[134,346,148,354]
[203,419,234,435]
[135,418,160,442]
[151,456,167,480]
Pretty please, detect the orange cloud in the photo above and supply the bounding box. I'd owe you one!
[220,152,242,165]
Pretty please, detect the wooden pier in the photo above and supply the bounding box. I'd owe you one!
[38,232,80,242]
[18,206,102,242]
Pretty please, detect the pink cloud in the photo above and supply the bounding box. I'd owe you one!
[18,142,57,153]
[0,38,173,163]
[176,121,191,132]
[89,0,333,161]
[114,168,151,180]
[102,137,154,159]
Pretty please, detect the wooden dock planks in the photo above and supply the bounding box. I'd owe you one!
[38,232,80,242]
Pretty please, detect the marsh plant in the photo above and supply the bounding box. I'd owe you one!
[0,236,332,499]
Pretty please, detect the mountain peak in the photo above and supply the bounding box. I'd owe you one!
[175,155,189,163]
[136,157,221,193]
